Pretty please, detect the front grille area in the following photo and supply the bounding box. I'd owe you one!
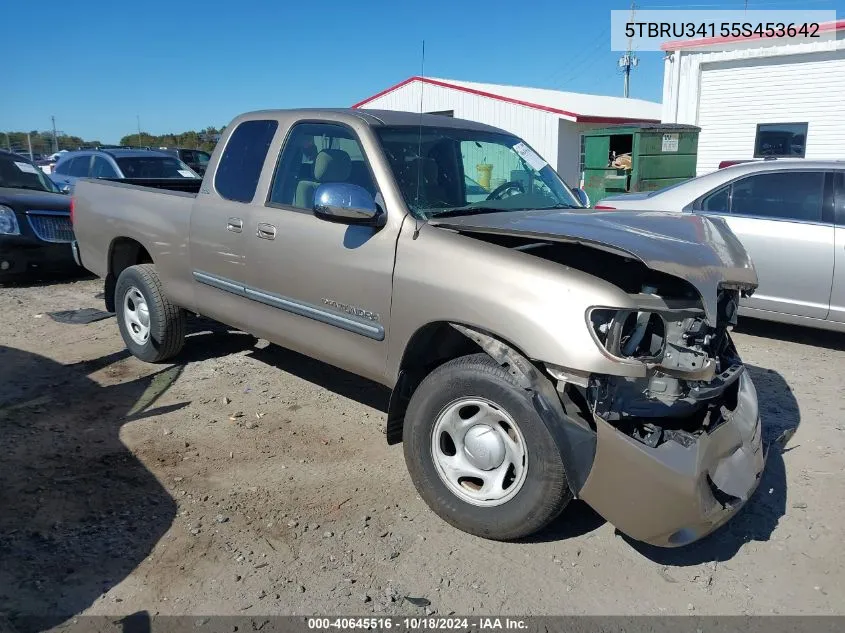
[26,211,74,243]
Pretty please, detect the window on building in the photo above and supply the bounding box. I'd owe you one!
[754,123,808,158]
[215,119,278,202]
[268,122,376,209]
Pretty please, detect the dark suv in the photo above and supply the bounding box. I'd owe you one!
[51,148,199,193]
[0,151,77,281]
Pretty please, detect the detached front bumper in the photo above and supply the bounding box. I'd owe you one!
[578,369,765,547]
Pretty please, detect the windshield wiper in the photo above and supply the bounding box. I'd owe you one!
[427,206,509,219]
[535,203,580,210]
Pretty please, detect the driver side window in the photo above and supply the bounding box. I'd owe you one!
[268,123,376,210]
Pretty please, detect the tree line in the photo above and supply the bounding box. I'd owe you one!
[2,127,223,157]
[118,127,223,152]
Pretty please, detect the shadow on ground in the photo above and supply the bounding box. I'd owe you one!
[0,324,257,633]
[624,363,799,566]
[736,316,845,351]
[249,344,390,413]
[0,269,95,289]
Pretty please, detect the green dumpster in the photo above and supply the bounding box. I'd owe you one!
[580,124,700,205]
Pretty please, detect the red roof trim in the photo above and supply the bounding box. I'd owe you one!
[351,76,660,124]
[661,19,845,51]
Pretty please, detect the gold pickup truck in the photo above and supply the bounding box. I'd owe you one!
[71,109,764,547]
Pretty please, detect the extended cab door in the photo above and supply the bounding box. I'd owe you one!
[696,169,833,320]
[188,119,279,332]
[244,120,398,383]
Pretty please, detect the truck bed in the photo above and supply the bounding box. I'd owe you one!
[100,177,203,194]
[73,178,198,309]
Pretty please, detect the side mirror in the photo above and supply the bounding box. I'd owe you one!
[313,183,384,226]
[572,187,590,208]
[60,184,72,195]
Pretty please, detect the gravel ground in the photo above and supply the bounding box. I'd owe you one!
[1,276,844,628]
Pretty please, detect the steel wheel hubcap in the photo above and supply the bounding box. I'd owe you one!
[123,286,151,345]
[430,397,528,507]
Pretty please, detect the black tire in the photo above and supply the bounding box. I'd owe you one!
[403,353,572,540]
[115,264,186,363]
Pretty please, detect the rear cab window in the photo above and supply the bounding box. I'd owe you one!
[215,120,279,203]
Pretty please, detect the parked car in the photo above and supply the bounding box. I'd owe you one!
[596,159,845,333]
[156,148,212,175]
[72,109,762,547]
[0,151,77,281]
[51,148,200,193]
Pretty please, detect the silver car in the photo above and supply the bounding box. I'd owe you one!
[51,149,199,193]
[597,159,845,332]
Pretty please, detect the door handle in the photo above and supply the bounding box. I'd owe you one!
[227,218,243,233]
[257,223,277,240]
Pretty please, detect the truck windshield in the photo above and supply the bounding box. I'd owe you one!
[375,126,581,219]
[115,156,199,179]
[0,154,60,193]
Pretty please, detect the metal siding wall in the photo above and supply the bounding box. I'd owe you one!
[696,50,845,174]
[665,39,845,175]
[362,81,561,176]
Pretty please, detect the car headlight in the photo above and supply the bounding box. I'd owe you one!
[0,205,21,235]
[588,308,666,361]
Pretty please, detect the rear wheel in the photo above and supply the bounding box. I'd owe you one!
[403,353,572,540]
[115,264,186,363]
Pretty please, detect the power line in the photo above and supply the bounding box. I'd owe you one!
[538,26,611,87]
[557,36,618,87]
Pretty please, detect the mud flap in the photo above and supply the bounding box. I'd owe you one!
[450,323,597,495]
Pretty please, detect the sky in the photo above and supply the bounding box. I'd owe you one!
[4,0,842,143]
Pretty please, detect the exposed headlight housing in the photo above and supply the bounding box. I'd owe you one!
[589,308,667,361]
[0,205,20,236]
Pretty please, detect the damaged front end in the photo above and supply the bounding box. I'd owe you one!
[574,288,765,547]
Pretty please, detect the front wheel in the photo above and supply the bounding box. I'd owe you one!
[403,353,572,540]
[115,264,186,363]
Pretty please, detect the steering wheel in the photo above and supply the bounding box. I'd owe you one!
[486,180,524,201]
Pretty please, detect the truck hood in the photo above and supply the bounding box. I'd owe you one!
[0,187,70,212]
[430,209,758,325]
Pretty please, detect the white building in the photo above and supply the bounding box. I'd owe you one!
[661,21,845,175]
[353,77,662,187]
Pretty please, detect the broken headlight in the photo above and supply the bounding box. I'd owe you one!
[589,308,667,361]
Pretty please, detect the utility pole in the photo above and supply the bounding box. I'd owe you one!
[3,132,10,152]
[26,133,33,160]
[619,0,639,98]
[137,115,142,148]
[51,116,58,152]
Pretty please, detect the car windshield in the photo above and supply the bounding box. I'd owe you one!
[0,154,60,192]
[115,156,199,179]
[375,126,581,219]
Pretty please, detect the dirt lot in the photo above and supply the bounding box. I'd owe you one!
[1,276,844,628]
